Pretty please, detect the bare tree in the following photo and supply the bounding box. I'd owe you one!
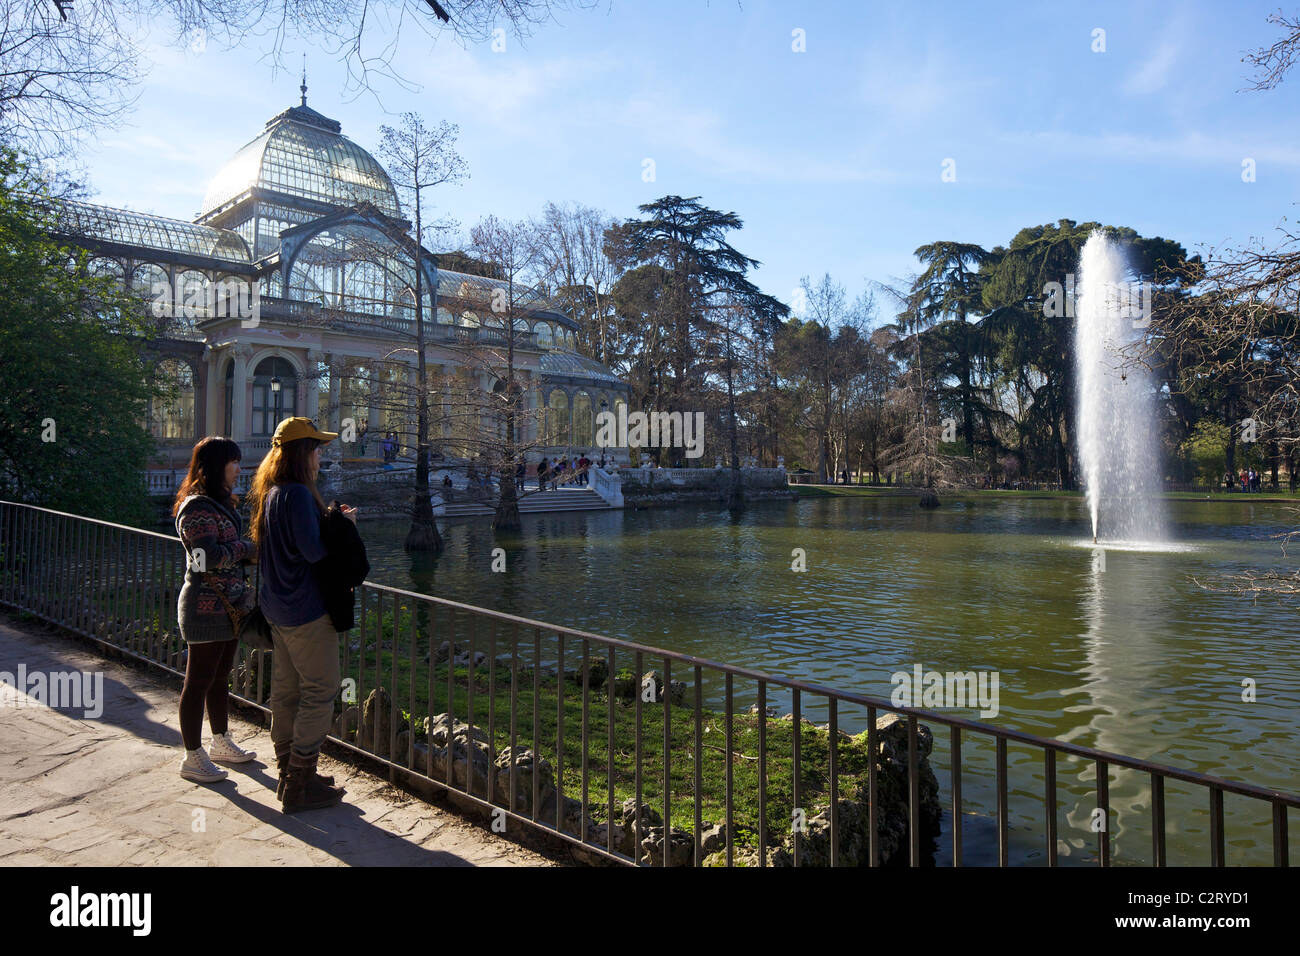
[1,0,594,157]
[467,214,549,531]
[377,111,467,552]
[1242,10,1300,90]
[0,0,140,157]
[535,201,619,364]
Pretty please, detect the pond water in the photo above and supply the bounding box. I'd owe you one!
[359,494,1299,865]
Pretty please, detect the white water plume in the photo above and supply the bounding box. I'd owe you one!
[1074,232,1166,545]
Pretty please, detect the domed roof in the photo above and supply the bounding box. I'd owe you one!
[200,103,401,219]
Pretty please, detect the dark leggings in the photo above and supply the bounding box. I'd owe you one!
[180,639,238,751]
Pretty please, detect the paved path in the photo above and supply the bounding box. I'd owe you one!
[0,616,557,867]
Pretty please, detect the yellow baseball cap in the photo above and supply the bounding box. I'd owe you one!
[271,417,338,447]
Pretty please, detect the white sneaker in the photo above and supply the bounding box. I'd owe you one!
[209,732,257,764]
[180,747,229,783]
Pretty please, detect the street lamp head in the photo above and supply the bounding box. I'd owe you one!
[270,376,281,393]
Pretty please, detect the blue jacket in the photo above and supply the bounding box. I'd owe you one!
[259,483,328,627]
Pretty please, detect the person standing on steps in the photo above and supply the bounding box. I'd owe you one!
[248,417,352,813]
[173,436,259,784]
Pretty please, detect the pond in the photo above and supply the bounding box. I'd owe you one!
[358,494,1299,865]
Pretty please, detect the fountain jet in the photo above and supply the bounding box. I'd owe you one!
[1074,232,1166,545]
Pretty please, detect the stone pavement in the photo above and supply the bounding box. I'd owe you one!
[0,615,557,867]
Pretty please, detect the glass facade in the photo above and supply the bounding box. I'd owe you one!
[47,97,629,460]
[53,199,250,264]
[201,108,401,219]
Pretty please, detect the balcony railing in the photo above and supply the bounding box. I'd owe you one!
[1,499,1295,867]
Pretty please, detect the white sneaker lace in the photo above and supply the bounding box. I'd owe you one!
[212,733,250,758]
[190,747,225,776]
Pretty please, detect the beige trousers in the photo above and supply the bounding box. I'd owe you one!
[269,613,340,760]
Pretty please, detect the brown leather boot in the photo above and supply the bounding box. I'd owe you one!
[281,754,345,814]
[276,753,334,799]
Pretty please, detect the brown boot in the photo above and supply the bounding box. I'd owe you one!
[276,753,334,800]
[281,754,345,814]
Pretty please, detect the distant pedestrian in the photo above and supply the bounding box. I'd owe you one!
[538,457,550,490]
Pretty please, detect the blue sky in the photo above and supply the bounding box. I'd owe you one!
[79,0,1300,323]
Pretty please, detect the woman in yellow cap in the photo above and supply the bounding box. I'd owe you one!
[247,417,351,812]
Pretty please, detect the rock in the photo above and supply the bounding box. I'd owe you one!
[360,688,408,757]
[619,798,663,829]
[640,826,695,866]
[449,744,493,797]
[783,712,942,866]
[425,713,492,750]
[580,656,609,687]
[332,704,359,739]
[702,846,791,867]
[919,489,941,509]
[867,711,934,761]
[795,798,873,866]
[590,822,632,857]
[612,671,638,701]
[434,640,465,663]
[492,747,555,815]
[536,792,586,838]
[699,821,729,855]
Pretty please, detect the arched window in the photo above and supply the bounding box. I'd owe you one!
[535,324,553,348]
[175,270,209,318]
[133,263,170,313]
[87,257,126,284]
[436,307,454,325]
[460,310,480,329]
[252,356,297,437]
[286,222,420,321]
[548,390,570,445]
[573,391,593,448]
[150,359,195,440]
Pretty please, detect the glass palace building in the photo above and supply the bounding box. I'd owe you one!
[50,96,629,489]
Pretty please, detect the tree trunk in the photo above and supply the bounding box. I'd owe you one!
[406,187,443,553]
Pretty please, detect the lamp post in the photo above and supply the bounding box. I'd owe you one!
[270,375,282,431]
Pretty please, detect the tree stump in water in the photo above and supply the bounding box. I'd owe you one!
[918,489,940,509]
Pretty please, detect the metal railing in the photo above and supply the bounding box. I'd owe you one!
[0,499,1295,867]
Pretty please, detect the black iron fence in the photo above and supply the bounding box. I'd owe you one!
[1,500,1295,866]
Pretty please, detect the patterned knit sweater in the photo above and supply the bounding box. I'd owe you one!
[175,495,255,644]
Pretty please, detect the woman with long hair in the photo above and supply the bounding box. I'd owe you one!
[173,436,259,783]
[247,417,351,813]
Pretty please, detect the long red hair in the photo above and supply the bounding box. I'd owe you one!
[246,437,325,550]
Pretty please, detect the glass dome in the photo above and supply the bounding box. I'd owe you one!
[200,104,401,219]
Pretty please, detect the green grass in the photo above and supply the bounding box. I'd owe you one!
[794,484,1300,503]
[341,623,873,843]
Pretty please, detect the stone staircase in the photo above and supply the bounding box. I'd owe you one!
[442,486,612,517]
